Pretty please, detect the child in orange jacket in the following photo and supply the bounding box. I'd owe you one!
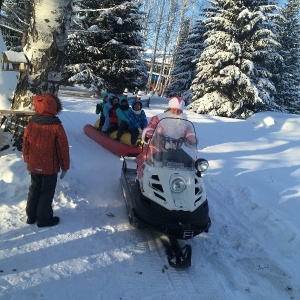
[22,93,70,227]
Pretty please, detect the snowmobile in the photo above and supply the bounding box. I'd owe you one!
[120,117,211,268]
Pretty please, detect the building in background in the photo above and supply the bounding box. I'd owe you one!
[142,50,172,94]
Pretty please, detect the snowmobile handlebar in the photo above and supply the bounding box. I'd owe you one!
[161,135,187,151]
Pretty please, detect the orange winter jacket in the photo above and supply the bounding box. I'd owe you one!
[22,94,70,175]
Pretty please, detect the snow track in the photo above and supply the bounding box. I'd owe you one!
[201,175,297,300]
[1,94,299,300]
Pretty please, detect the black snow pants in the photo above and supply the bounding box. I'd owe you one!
[106,122,119,135]
[26,173,57,221]
[116,120,129,140]
[99,115,105,128]
[129,127,140,145]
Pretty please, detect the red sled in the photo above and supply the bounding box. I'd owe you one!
[83,124,142,157]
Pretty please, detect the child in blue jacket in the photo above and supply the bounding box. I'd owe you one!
[115,98,131,141]
[127,100,148,146]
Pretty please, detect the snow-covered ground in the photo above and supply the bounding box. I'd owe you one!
[0,92,299,300]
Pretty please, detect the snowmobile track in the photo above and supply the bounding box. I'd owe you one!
[142,231,225,299]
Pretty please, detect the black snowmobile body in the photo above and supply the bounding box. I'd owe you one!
[120,161,211,240]
[120,117,211,267]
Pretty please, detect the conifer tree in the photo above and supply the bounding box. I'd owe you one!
[62,0,104,93]
[63,0,146,94]
[166,17,206,103]
[274,0,300,113]
[190,0,281,118]
[0,0,31,51]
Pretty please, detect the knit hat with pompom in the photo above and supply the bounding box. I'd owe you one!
[168,97,184,110]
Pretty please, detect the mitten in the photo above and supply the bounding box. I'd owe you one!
[95,104,101,114]
[26,163,30,174]
[60,170,68,179]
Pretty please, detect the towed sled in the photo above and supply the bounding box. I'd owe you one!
[84,119,142,157]
[120,117,211,268]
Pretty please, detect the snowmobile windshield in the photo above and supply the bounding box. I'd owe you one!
[145,117,197,170]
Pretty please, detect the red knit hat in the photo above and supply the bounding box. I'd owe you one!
[33,93,62,115]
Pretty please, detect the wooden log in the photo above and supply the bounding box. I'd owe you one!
[0,110,34,116]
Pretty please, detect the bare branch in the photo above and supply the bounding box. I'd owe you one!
[0,22,23,34]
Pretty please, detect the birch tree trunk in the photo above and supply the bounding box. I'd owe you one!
[146,0,166,91]
[153,0,178,95]
[12,0,73,109]
[141,0,155,46]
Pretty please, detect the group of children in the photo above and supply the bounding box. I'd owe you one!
[96,92,147,147]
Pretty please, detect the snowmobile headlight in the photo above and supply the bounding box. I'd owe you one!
[170,177,186,193]
[195,158,209,172]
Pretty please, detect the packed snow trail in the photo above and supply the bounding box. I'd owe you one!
[0,92,299,300]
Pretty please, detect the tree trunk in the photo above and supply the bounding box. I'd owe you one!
[141,0,155,45]
[146,0,166,91]
[153,0,178,95]
[12,0,73,109]
[166,0,189,89]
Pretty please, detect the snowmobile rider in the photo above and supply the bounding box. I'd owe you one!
[136,96,196,179]
[22,93,70,228]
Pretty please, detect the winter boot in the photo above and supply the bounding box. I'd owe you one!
[26,216,37,224]
[37,216,60,228]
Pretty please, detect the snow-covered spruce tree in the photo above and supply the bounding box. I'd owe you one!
[94,1,147,94]
[190,0,281,119]
[164,17,191,96]
[0,0,31,51]
[63,0,146,95]
[274,0,300,113]
[12,0,73,109]
[61,0,106,93]
[166,17,206,103]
